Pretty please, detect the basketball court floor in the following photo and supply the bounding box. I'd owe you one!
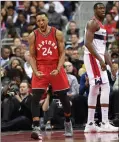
[1,130,119,142]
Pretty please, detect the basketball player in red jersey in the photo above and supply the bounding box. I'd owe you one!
[84,3,118,133]
[28,12,73,140]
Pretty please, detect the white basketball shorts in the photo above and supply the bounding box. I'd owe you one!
[84,54,109,86]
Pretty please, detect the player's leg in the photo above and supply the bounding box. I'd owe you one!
[50,67,73,136]
[84,84,100,132]
[31,89,45,140]
[100,82,118,132]
[84,54,101,132]
[56,89,73,137]
[31,74,48,139]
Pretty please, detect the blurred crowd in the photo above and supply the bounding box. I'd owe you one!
[1,1,119,131]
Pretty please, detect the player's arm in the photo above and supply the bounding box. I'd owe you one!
[84,20,104,62]
[56,30,65,71]
[28,32,38,74]
[104,50,116,77]
[104,50,112,68]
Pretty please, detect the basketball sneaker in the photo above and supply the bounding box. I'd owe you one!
[100,121,119,132]
[64,121,73,137]
[31,126,42,140]
[45,123,52,130]
[84,122,101,133]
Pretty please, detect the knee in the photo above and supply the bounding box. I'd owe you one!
[32,89,45,103]
[101,83,110,91]
[100,83,110,104]
[55,89,68,96]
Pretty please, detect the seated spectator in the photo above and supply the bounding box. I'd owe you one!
[30,5,37,16]
[64,61,77,78]
[111,52,119,63]
[1,81,33,131]
[70,49,84,71]
[66,33,80,50]
[5,57,24,76]
[1,46,12,68]
[65,20,80,42]
[38,1,47,13]
[64,61,79,99]
[3,15,20,38]
[65,45,73,57]
[65,54,72,62]
[21,32,29,48]
[1,68,24,101]
[14,46,21,57]
[16,65,31,83]
[14,38,22,47]
[15,12,28,36]
[108,43,118,55]
[6,6,18,23]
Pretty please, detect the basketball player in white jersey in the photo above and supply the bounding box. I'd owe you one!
[84,3,118,132]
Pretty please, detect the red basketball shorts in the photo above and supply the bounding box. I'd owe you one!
[32,64,69,92]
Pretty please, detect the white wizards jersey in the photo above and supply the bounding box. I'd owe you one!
[84,17,107,55]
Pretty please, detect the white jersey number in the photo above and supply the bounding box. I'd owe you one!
[42,47,52,56]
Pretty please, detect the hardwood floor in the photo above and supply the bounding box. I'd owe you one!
[1,130,119,142]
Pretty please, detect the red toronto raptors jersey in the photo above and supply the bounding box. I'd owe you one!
[34,27,59,65]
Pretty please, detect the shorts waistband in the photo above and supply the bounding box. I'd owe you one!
[36,60,58,65]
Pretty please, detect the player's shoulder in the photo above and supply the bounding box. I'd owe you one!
[28,30,37,41]
[87,19,98,27]
[87,19,99,31]
[56,29,63,37]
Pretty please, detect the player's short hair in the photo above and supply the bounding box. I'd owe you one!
[93,3,105,10]
[36,12,48,18]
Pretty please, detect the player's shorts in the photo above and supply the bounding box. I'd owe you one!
[84,54,109,86]
[32,64,69,92]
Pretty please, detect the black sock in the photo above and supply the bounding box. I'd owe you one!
[33,121,39,127]
[65,116,70,122]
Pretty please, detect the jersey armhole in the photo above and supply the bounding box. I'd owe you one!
[53,27,58,46]
[53,27,57,41]
[32,30,37,56]
[33,30,36,45]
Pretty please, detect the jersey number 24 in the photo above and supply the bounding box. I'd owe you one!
[42,47,52,56]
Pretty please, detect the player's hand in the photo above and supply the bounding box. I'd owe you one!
[34,71,45,78]
[99,60,107,71]
[50,69,59,76]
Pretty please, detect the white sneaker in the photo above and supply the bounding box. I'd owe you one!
[84,122,101,133]
[100,121,119,132]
